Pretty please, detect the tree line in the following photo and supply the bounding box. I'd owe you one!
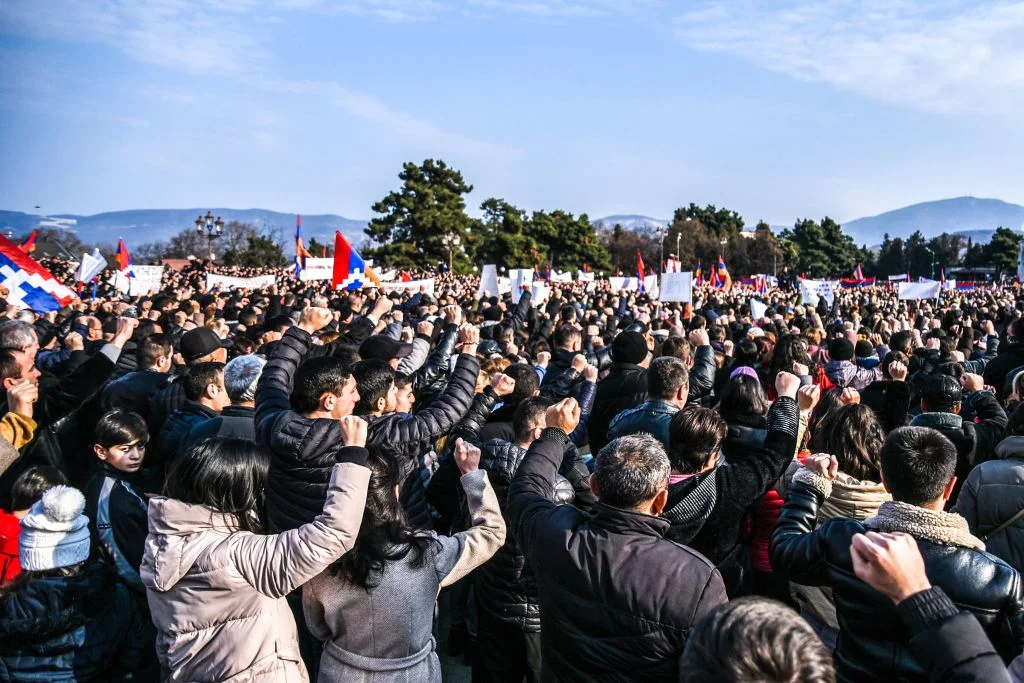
[15,157,1023,279]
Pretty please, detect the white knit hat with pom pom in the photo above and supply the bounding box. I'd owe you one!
[19,485,91,571]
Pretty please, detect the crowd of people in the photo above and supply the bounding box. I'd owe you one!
[1,256,1024,682]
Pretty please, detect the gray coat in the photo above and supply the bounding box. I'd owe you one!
[303,470,505,682]
[957,436,1024,574]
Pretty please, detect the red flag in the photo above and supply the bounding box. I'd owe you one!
[19,230,37,254]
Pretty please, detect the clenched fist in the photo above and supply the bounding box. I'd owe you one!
[339,415,368,448]
[545,398,581,435]
[490,373,516,397]
[454,438,482,475]
[299,306,334,334]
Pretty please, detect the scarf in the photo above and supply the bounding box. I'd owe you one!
[865,501,985,551]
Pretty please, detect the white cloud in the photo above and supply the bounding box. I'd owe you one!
[673,1,1024,115]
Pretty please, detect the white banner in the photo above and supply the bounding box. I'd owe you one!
[610,275,658,293]
[531,282,550,305]
[298,257,334,281]
[887,274,909,282]
[658,271,692,303]
[577,271,595,282]
[206,273,277,290]
[111,265,164,296]
[551,270,573,283]
[898,280,942,300]
[380,278,435,295]
[478,265,499,298]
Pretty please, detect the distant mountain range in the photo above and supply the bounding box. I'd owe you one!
[0,208,367,249]
[1,197,1021,254]
[593,197,1024,247]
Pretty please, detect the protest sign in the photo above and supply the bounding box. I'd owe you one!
[658,271,692,303]
[206,273,276,290]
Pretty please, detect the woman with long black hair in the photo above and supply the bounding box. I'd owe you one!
[304,437,505,682]
[141,420,371,683]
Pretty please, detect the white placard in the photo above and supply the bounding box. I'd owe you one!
[577,271,595,282]
[380,278,435,295]
[609,274,658,293]
[478,265,499,298]
[887,274,909,282]
[531,283,550,305]
[898,281,942,300]
[206,273,277,290]
[799,279,837,307]
[551,270,573,283]
[298,257,334,281]
[749,298,768,320]
[111,265,164,296]
[658,271,693,302]
[508,268,534,294]
[75,249,108,283]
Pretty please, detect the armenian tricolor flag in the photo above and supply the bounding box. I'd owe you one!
[18,230,38,254]
[637,250,646,293]
[294,215,312,278]
[116,238,135,278]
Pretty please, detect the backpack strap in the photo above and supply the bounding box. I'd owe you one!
[981,506,1024,542]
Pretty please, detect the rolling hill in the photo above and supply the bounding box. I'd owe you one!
[0,208,368,248]
[842,197,1024,247]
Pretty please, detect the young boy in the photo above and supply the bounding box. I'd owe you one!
[84,409,150,593]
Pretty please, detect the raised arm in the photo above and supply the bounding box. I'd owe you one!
[228,420,370,598]
[436,439,506,588]
[770,453,838,587]
[508,399,580,557]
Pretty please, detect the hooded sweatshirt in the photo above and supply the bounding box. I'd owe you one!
[141,458,370,682]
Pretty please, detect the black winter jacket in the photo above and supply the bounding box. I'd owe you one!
[899,587,1011,683]
[508,430,727,682]
[663,396,799,596]
[772,477,1024,683]
[587,362,648,455]
[957,436,1024,574]
[84,463,148,593]
[181,403,256,452]
[0,561,157,681]
[475,438,574,632]
[985,341,1024,400]
[101,368,171,421]
[365,351,479,529]
[910,391,1007,506]
[688,344,717,407]
[157,401,219,460]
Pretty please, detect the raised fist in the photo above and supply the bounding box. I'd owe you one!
[545,398,581,434]
[339,415,368,448]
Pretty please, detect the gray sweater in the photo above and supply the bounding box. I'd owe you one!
[303,469,505,682]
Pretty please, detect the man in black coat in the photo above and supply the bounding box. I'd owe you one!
[661,372,803,596]
[910,372,1006,505]
[587,330,650,455]
[508,398,727,682]
[772,426,1024,683]
[101,333,174,422]
[985,317,1024,399]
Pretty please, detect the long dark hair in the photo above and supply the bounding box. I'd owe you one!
[164,438,269,533]
[819,404,885,482]
[718,375,768,427]
[770,334,816,383]
[331,451,435,588]
[808,388,846,452]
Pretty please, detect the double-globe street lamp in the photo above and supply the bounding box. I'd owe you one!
[441,232,461,273]
[195,211,225,261]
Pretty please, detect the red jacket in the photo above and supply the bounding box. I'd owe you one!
[0,509,21,584]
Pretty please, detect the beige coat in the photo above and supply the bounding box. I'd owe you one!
[141,462,370,683]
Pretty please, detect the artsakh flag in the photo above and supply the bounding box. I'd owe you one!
[332,231,381,291]
[116,238,136,278]
[0,234,76,312]
[19,230,38,254]
[294,215,312,278]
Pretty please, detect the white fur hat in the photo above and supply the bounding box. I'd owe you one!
[19,485,91,571]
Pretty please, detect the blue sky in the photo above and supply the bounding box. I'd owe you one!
[1,0,1022,225]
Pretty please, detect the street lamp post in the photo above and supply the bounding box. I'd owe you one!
[657,226,666,274]
[441,232,461,273]
[195,211,225,262]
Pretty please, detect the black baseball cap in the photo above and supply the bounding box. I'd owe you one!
[359,335,413,362]
[180,327,231,362]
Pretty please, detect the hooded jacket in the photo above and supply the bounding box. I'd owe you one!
[0,561,157,681]
[957,436,1024,574]
[823,360,883,392]
[141,458,370,682]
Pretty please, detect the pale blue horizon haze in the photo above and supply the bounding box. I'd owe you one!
[1,1,1022,227]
